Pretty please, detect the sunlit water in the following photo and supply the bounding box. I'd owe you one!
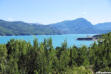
[0,34,96,47]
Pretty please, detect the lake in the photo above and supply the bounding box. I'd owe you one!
[0,34,96,47]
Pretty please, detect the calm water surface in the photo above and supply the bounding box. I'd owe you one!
[0,34,96,47]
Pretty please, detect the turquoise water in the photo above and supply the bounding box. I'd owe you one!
[0,34,95,47]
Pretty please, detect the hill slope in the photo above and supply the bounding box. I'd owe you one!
[0,20,61,35]
[0,18,110,35]
[49,18,101,34]
[95,22,111,32]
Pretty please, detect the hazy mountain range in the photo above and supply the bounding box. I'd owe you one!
[0,18,111,35]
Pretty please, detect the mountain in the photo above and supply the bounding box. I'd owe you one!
[95,22,111,31]
[49,18,100,34]
[0,20,61,35]
[0,18,111,35]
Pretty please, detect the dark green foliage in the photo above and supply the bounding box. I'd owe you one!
[0,32,111,74]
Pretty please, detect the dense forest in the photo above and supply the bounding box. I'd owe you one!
[0,32,111,74]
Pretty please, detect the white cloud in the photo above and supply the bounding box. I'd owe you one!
[6,18,15,21]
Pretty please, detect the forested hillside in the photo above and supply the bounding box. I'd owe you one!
[0,20,61,35]
[0,18,111,35]
[49,18,100,34]
[0,32,111,74]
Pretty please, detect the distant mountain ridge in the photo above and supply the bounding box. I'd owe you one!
[0,20,61,35]
[0,18,111,35]
[49,18,99,34]
[95,22,111,30]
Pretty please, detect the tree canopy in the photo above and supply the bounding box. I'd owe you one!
[0,32,111,74]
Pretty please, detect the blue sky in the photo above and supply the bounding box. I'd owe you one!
[0,0,111,24]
